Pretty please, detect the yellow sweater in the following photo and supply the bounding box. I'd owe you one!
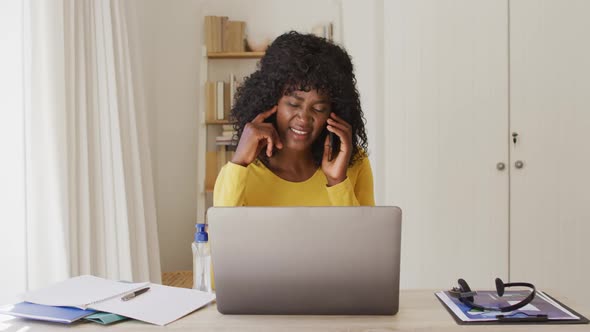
[213,156,375,206]
[210,156,373,289]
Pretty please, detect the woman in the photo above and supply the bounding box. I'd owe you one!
[214,31,373,206]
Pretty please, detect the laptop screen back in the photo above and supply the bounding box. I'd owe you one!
[207,206,402,315]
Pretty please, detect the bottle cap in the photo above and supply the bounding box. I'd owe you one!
[195,223,208,243]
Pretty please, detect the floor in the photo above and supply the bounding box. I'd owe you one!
[161,270,193,289]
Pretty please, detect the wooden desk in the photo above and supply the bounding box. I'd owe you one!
[2,272,588,331]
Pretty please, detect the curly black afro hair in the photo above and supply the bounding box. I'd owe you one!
[231,31,368,167]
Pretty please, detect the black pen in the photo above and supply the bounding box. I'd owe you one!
[121,287,150,301]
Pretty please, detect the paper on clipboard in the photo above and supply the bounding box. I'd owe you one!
[435,290,579,322]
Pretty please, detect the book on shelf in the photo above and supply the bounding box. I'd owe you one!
[205,76,241,122]
[311,22,334,41]
[204,16,246,52]
[216,81,224,120]
[205,81,215,122]
[223,81,230,120]
[204,16,223,52]
[215,136,236,146]
[215,138,236,146]
[216,123,237,145]
[223,21,246,52]
[229,74,237,109]
[217,146,227,173]
[205,147,236,192]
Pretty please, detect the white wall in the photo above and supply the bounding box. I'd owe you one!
[341,0,385,204]
[131,0,346,272]
[130,1,590,305]
[131,0,204,273]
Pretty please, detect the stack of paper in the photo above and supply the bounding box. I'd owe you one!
[0,275,215,326]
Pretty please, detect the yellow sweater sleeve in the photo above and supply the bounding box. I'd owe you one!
[325,157,375,206]
[213,162,249,206]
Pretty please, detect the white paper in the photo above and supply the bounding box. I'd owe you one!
[507,301,539,311]
[89,283,216,326]
[436,291,580,322]
[23,275,148,309]
[436,291,476,321]
[536,291,579,319]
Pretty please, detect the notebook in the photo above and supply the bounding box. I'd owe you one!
[23,275,148,310]
[0,303,129,325]
[0,302,96,324]
[21,275,216,326]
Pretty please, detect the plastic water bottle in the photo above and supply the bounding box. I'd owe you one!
[192,223,212,293]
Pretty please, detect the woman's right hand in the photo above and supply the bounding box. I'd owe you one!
[230,106,283,167]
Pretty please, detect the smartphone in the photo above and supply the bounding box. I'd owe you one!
[264,111,277,128]
[328,131,340,161]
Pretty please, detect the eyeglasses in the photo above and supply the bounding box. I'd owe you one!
[449,278,536,312]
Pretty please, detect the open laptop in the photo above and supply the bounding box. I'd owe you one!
[207,206,402,315]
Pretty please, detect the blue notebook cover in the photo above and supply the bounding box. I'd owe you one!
[0,302,96,324]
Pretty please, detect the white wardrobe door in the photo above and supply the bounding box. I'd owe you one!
[384,0,509,289]
[510,0,590,305]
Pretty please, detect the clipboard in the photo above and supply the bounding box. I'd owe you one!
[436,291,589,325]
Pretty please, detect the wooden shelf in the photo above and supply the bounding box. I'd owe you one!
[206,119,231,125]
[207,51,264,59]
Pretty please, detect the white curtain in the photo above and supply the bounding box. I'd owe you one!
[0,0,27,305]
[23,0,161,292]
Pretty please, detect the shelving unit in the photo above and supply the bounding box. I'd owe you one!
[205,119,231,125]
[196,46,264,223]
[207,51,265,59]
[196,10,340,223]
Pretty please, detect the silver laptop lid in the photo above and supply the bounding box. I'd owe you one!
[207,206,402,315]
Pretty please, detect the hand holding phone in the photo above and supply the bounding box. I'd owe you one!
[322,113,351,186]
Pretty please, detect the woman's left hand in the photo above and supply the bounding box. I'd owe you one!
[321,112,353,186]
